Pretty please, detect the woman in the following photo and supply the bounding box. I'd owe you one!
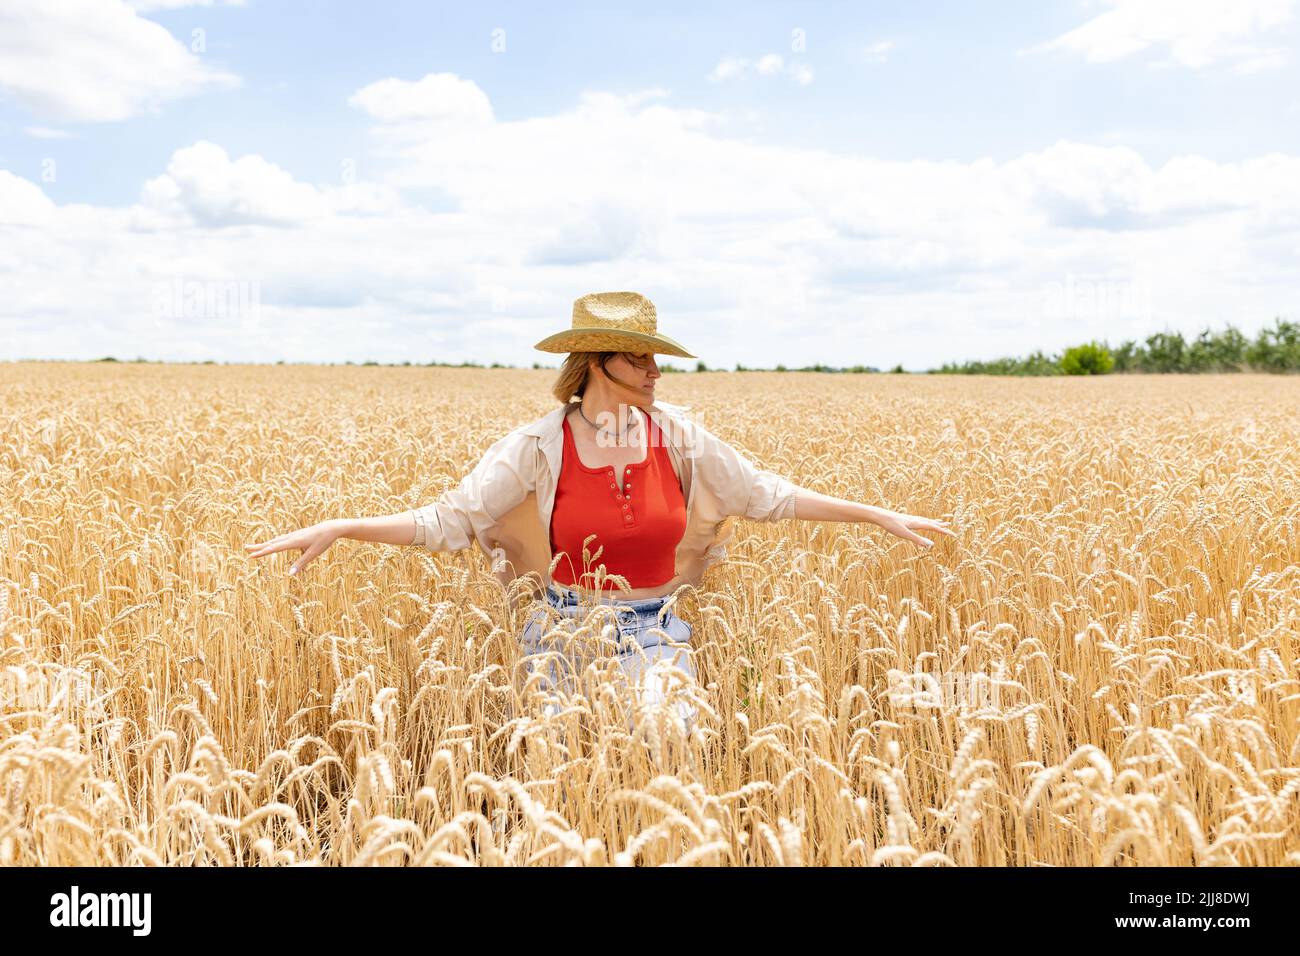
[243,291,955,733]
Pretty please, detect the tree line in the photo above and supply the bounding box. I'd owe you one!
[931,318,1300,375]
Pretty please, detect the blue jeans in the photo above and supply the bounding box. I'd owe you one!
[519,582,699,733]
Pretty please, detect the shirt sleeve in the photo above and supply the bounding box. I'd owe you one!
[409,432,536,552]
[692,421,798,522]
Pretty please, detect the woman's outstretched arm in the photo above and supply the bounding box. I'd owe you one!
[243,511,418,575]
[791,487,956,550]
[691,419,956,551]
[243,427,538,576]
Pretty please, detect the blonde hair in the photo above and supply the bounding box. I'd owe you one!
[550,351,650,404]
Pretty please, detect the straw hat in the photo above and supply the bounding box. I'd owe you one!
[533,291,696,358]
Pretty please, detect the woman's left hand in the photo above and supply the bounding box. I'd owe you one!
[873,508,956,549]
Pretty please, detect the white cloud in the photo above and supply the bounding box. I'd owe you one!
[864,39,896,63]
[708,53,813,85]
[132,140,402,231]
[3,78,1300,368]
[1024,0,1295,71]
[1231,48,1289,72]
[0,0,241,122]
[0,170,57,226]
[139,141,334,226]
[708,56,746,81]
[24,126,78,140]
[347,73,495,126]
[127,0,246,9]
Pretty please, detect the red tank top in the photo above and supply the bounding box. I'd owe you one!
[549,411,687,591]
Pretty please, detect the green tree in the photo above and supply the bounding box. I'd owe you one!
[1143,331,1188,372]
[1108,339,1143,372]
[1246,317,1300,372]
[1022,349,1063,376]
[1186,326,1247,371]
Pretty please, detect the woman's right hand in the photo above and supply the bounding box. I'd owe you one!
[243,518,348,575]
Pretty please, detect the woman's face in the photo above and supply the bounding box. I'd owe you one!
[599,351,661,403]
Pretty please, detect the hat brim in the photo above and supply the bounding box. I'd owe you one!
[533,327,696,359]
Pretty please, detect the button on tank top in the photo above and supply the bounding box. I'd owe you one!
[549,411,687,591]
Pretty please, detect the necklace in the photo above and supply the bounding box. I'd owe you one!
[578,402,642,443]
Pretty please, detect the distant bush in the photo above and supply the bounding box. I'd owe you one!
[1059,342,1113,375]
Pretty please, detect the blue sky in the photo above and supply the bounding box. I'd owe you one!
[2,0,1298,368]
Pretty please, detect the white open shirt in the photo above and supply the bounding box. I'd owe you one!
[410,399,798,605]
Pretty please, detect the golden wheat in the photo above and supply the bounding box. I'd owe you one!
[1,363,1298,865]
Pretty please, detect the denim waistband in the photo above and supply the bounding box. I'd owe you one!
[545,581,670,611]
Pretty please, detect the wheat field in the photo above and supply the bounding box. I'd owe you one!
[2,362,1298,866]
